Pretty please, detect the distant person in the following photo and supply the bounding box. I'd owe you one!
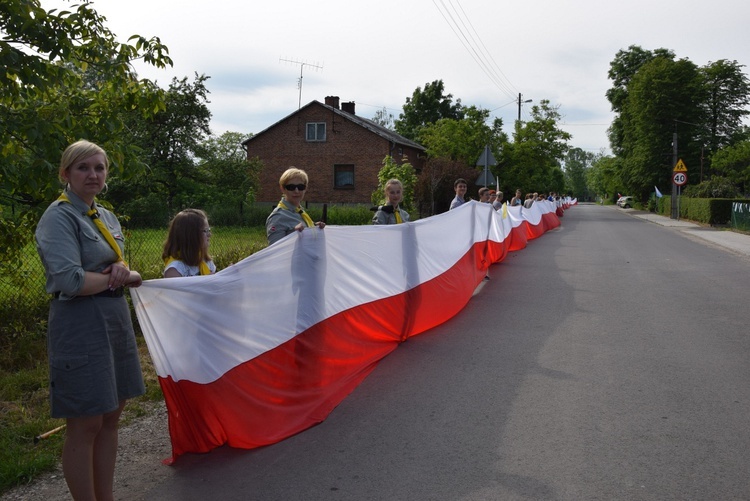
[162,209,217,277]
[478,187,490,203]
[488,190,497,205]
[510,189,523,206]
[493,190,504,210]
[450,178,468,210]
[373,178,410,225]
[35,139,144,500]
[266,167,325,245]
[523,193,535,208]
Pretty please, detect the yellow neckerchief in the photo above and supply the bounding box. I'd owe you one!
[57,192,127,266]
[277,199,314,227]
[391,204,403,224]
[163,256,211,276]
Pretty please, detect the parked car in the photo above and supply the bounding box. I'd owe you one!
[617,196,634,208]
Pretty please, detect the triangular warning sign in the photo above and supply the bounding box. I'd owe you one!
[673,159,687,172]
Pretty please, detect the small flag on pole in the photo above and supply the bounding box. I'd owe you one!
[655,186,663,198]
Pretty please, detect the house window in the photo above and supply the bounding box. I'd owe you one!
[306,122,326,142]
[334,164,354,189]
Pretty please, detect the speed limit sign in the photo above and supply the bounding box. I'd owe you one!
[672,172,687,186]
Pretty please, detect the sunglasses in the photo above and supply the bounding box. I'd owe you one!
[284,184,307,191]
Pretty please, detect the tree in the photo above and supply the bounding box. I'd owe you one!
[1,0,172,263]
[502,100,570,195]
[620,56,704,200]
[195,131,263,225]
[115,74,212,222]
[418,106,505,168]
[587,155,624,202]
[711,140,750,193]
[564,147,595,200]
[606,45,675,156]
[372,107,395,130]
[394,80,463,141]
[699,59,750,155]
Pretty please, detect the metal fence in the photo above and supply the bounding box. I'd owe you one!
[0,227,264,319]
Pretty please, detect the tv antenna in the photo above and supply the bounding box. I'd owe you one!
[279,57,324,109]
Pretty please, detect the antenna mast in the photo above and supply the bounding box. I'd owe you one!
[279,57,324,109]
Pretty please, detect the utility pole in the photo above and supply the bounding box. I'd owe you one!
[517,93,532,122]
[671,130,678,219]
[279,58,323,109]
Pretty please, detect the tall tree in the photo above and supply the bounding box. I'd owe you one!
[606,45,675,156]
[195,131,262,224]
[621,56,704,200]
[699,59,750,155]
[503,100,570,195]
[119,74,212,218]
[564,147,595,199]
[395,80,463,141]
[1,0,171,262]
[418,106,505,168]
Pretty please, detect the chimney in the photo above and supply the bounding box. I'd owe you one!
[341,101,355,115]
[324,96,340,109]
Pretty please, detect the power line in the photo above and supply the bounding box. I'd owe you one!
[431,0,518,102]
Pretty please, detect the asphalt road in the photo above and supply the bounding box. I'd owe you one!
[33,204,750,500]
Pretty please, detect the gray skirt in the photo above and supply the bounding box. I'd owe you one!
[47,294,145,418]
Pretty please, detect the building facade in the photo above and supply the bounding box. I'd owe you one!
[243,96,425,205]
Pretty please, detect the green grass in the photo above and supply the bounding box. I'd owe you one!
[0,225,270,494]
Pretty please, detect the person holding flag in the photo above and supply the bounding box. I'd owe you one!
[266,167,325,245]
[35,140,144,500]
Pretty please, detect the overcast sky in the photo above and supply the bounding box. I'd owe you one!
[48,0,750,155]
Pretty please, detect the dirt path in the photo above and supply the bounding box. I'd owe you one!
[2,401,172,501]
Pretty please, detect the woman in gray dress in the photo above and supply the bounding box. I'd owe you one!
[35,140,144,500]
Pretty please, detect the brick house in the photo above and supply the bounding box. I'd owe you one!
[242,96,426,205]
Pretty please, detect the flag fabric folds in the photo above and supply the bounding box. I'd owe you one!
[131,199,567,462]
[655,186,663,198]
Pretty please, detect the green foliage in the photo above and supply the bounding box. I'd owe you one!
[564,148,595,199]
[418,105,505,168]
[395,80,463,141]
[700,60,750,152]
[502,100,570,195]
[1,0,172,271]
[605,45,750,201]
[711,140,750,192]
[683,176,741,198]
[371,156,418,210]
[119,74,212,215]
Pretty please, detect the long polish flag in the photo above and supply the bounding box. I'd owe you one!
[131,200,564,462]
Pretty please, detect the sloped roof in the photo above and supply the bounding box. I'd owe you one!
[242,100,425,152]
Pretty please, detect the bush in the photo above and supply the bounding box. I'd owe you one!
[684,177,740,199]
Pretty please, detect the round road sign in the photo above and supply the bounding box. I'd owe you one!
[673,172,687,186]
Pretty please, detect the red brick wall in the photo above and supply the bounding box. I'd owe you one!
[247,102,423,205]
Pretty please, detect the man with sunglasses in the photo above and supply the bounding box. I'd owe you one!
[266,167,325,245]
